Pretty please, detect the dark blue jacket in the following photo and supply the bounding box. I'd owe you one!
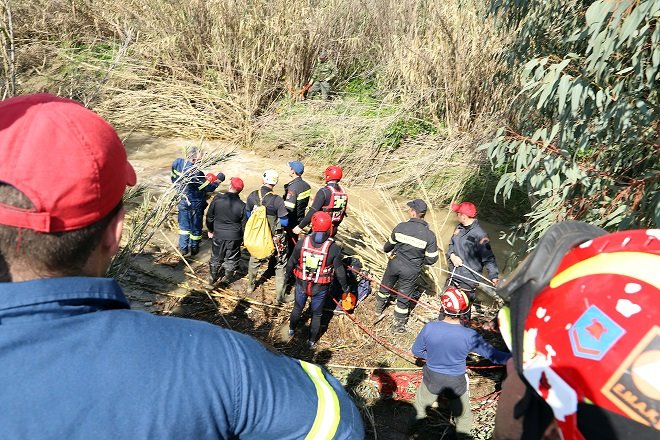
[446,219,499,290]
[0,277,364,439]
[412,320,510,376]
[171,157,219,205]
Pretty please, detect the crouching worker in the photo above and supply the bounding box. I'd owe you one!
[286,212,351,349]
[0,94,364,439]
[411,287,510,439]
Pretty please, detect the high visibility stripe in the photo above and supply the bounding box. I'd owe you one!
[179,230,190,235]
[394,304,409,315]
[388,236,397,245]
[425,250,438,258]
[299,361,340,440]
[394,233,427,249]
[198,180,210,190]
[284,201,295,209]
[189,234,202,241]
[549,252,660,289]
[298,189,311,200]
[377,290,390,299]
[170,172,178,179]
[172,169,182,176]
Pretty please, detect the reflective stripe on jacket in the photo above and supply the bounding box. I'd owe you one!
[384,218,438,268]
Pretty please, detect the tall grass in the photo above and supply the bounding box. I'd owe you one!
[10,0,510,208]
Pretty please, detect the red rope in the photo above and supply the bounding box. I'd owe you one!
[331,296,505,371]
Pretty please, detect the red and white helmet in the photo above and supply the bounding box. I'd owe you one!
[311,211,332,232]
[497,222,660,440]
[262,169,279,185]
[325,165,343,182]
[441,286,470,315]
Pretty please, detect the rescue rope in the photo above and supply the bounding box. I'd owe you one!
[331,295,505,371]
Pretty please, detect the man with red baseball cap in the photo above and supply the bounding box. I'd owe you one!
[443,201,499,319]
[0,94,363,439]
[206,177,246,286]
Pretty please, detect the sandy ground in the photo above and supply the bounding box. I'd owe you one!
[118,132,509,440]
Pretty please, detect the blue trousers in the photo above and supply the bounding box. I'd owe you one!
[178,201,205,252]
[289,282,328,343]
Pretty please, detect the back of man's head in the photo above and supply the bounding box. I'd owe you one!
[0,94,136,280]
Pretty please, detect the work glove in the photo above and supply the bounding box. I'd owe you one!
[216,172,226,182]
[205,173,218,183]
[449,253,463,267]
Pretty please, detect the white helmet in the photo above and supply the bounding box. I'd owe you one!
[263,169,279,185]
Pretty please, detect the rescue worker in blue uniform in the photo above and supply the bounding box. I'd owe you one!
[0,93,364,440]
[376,199,439,333]
[411,287,510,438]
[283,160,311,251]
[286,211,350,348]
[171,146,224,256]
[293,165,347,238]
[443,201,499,320]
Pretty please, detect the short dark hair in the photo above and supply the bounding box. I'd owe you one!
[0,184,121,279]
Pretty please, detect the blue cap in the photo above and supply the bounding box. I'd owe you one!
[288,161,304,175]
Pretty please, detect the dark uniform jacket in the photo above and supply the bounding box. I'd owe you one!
[297,182,343,229]
[286,234,350,295]
[384,218,439,269]
[171,157,218,206]
[205,192,246,241]
[446,219,499,289]
[246,186,288,233]
[283,176,311,226]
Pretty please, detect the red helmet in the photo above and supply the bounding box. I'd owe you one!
[496,222,660,439]
[311,211,332,232]
[441,287,470,315]
[325,165,343,182]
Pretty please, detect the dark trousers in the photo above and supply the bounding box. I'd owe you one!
[177,201,205,252]
[376,258,420,321]
[290,281,328,343]
[209,238,241,273]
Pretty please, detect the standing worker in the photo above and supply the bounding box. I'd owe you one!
[376,199,438,333]
[286,212,350,349]
[283,160,311,252]
[171,146,224,256]
[411,287,511,439]
[444,201,499,318]
[206,177,246,286]
[245,170,289,302]
[0,93,364,439]
[305,50,338,101]
[293,165,347,238]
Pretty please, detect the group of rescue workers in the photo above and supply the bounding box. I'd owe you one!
[172,149,349,348]
[170,146,514,435]
[1,94,657,440]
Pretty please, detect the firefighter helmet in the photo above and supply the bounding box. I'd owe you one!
[262,169,279,185]
[496,222,660,440]
[325,165,343,182]
[311,211,332,232]
[440,287,470,315]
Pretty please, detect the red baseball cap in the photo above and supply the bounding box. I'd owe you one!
[0,93,136,232]
[450,201,477,217]
[230,177,244,192]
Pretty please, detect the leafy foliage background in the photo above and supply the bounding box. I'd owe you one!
[484,0,659,251]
